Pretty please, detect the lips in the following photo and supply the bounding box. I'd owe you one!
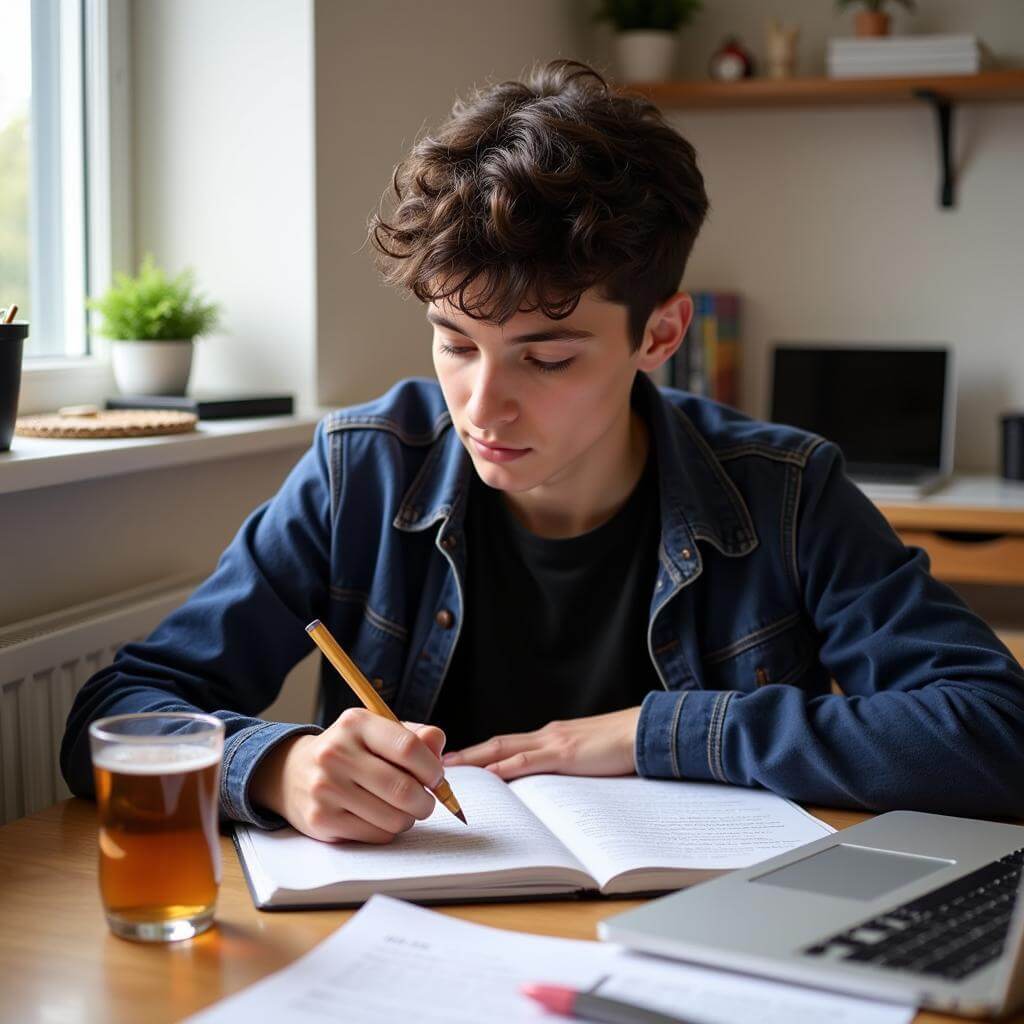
[469,435,531,463]
[471,436,527,453]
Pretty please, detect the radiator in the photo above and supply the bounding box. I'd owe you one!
[0,576,201,825]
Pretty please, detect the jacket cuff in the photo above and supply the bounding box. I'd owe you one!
[220,721,322,829]
[635,689,737,783]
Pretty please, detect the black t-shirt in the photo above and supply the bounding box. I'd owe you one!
[430,450,663,752]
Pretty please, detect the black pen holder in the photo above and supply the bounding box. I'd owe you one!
[1002,413,1024,482]
[0,321,28,452]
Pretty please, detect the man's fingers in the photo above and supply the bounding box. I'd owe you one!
[345,711,444,789]
[304,803,397,845]
[485,748,552,781]
[443,731,535,768]
[405,722,446,760]
[348,748,437,821]
[334,779,418,836]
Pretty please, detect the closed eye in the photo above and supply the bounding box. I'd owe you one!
[437,342,574,374]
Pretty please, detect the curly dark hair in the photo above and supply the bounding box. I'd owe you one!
[369,59,709,351]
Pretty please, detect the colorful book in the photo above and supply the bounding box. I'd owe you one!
[666,291,741,409]
[715,293,740,409]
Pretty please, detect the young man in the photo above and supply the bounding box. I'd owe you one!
[62,60,1024,844]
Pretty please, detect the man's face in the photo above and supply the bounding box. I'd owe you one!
[429,288,644,495]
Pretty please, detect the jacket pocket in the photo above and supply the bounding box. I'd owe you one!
[701,611,815,693]
[328,588,408,704]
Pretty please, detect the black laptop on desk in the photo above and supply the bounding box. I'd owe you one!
[770,344,955,500]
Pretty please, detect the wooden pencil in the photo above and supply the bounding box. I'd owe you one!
[305,618,467,824]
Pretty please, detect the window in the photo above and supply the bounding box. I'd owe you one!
[0,2,34,346]
[1,0,129,361]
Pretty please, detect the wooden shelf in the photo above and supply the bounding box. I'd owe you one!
[628,69,1024,110]
[629,70,1024,209]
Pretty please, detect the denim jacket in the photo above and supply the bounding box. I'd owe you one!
[61,374,1024,827]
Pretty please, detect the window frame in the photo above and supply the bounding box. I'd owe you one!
[19,0,132,411]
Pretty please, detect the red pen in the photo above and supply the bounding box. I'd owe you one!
[522,982,702,1024]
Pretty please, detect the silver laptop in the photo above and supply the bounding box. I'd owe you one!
[601,811,1024,1018]
[770,345,956,500]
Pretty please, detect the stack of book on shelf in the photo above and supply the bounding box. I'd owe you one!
[664,291,740,409]
[826,33,993,78]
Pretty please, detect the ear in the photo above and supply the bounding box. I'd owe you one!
[634,292,693,375]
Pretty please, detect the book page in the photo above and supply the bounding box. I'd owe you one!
[238,766,590,900]
[509,775,832,890]
[184,895,915,1024]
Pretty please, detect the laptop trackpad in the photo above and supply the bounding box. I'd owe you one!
[750,844,954,901]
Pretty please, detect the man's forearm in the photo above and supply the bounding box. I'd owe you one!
[635,684,1024,817]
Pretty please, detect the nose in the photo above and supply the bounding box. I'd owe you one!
[465,358,517,432]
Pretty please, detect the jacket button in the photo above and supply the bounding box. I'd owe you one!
[371,677,384,692]
[681,547,692,560]
[441,535,456,550]
[435,609,455,629]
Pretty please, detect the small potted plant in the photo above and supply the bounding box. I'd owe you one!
[594,0,704,82]
[836,0,916,39]
[88,254,220,396]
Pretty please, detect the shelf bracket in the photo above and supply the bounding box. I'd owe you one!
[913,88,955,209]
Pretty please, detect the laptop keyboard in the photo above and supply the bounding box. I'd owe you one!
[803,847,1024,981]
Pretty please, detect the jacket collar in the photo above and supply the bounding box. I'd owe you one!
[394,373,758,578]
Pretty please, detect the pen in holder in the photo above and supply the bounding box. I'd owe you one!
[0,308,27,452]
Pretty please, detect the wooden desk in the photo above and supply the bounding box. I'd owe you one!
[1,800,1017,1023]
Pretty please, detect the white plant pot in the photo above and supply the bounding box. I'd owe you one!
[615,30,678,82]
[110,339,194,395]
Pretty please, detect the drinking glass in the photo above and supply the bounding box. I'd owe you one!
[89,712,224,942]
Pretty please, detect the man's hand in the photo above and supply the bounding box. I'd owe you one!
[441,706,641,781]
[249,709,446,844]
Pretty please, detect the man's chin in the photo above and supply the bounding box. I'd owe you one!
[471,457,544,493]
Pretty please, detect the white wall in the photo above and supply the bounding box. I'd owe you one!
[128,0,1024,468]
[0,450,305,627]
[622,0,1024,471]
[0,448,319,725]
[132,0,318,411]
[313,0,589,408]
[315,0,1023,471]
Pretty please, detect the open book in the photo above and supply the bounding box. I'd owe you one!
[234,767,832,909]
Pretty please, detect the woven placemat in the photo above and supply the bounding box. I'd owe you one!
[16,409,198,438]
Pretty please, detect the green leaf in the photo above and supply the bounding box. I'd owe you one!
[86,252,221,341]
[593,0,703,32]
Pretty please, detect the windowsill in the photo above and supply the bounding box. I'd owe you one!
[17,354,116,416]
[0,413,324,495]
[20,356,99,371]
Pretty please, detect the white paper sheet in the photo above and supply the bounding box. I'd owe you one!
[184,896,917,1024]
[509,774,833,887]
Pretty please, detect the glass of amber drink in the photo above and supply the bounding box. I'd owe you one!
[89,712,224,942]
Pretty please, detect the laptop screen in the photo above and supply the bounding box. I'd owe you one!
[770,346,949,472]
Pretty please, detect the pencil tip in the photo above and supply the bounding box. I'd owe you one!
[455,809,468,825]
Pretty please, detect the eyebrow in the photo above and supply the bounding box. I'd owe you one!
[426,311,595,344]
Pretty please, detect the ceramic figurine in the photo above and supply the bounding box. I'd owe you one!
[766,18,800,80]
[708,36,755,81]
